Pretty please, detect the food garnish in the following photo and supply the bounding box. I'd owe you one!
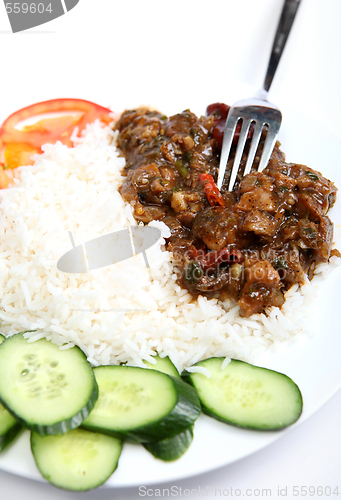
[0,98,112,169]
[0,333,303,490]
[0,333,23,452]
[182,357,303,430]
[199,173,225,206]
[81,365,201,443]
[142,426,194,462]
[0,333,98,435]
[31,429,122,492]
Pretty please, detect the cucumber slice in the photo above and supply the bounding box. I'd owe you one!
[141,352,192,461]
[142,356,191,459]
[0,404,22,453]
[82,365,201,443]
[31,428,122,491]
[0,333,98,436]
[143,355,180,378]
[143,426,193,461]
[182,357,303,430]
[0,334,23,451]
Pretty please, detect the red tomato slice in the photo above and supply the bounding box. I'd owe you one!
[0,99,113,169]
[4,142,40,170]
[0,167,12,189]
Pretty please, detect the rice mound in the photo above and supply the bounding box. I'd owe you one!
[0,121,326,372]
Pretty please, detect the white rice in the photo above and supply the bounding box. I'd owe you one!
[0,121,338,372]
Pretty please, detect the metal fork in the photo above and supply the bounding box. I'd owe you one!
[217,0,301,191]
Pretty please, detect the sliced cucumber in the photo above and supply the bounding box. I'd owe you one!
[143,426,193,461]
[0,334,23,451]
[0,413,21,453]
[82,365,201,443]
[31,428,122,491]
[182,357,303,430]
[0,332,98,436]
[143,354,180,378]
[0,404,22,453]
[142,356,191,459]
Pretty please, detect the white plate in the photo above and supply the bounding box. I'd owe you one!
[0,103,340,488]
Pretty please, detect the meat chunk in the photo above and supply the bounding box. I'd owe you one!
[314,215,333,262]
[265,163,337,217]
[235,187,277,213]
[191,207,239,250]
[294,193,324,221]
[269,243,306,285]
[235,172,278,213]
[128,163,160,191]
[116,109,162,155]
[238,261,283,316]
[245,260,280,288]
[164,110,213,141]
[240,210,280,239]
[239,172,274,194]
[196,270,231,292]
[297,219,320,250]
[171,191,203,213]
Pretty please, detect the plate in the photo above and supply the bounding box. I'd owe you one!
[0,103,341,488]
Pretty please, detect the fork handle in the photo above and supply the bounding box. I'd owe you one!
[263,0,301,92]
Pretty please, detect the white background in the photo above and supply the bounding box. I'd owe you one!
[0,0,341,498]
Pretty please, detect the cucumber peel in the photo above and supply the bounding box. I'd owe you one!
[143,354,180,378]
[143,426,193,461]
[0,404,22,453]
[142,354,193,460]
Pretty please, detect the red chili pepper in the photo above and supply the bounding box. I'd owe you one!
[206,102,254,151]
[199,173,225,207]
[199,173,214,183]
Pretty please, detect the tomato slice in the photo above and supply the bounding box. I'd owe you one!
[4,142,40,169]
[0,98,113,169]
[0,167,12,189]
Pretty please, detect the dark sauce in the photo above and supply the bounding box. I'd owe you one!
[115,104,337,316]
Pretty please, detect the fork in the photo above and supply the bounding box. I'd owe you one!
[217,0,301,191]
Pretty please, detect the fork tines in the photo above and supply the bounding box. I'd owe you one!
[217,98,282,191]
